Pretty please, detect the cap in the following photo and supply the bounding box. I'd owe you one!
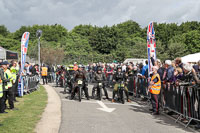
[2,61,9,65]
[165,60,172,66]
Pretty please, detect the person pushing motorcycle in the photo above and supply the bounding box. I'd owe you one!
[112,66,131,103]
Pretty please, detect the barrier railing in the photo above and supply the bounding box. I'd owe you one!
[163,83,200,127]
[127,76,200,127]
[22,75,39,94]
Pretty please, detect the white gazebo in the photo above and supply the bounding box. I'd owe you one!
[181,52,200,63]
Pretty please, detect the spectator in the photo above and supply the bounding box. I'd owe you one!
[163,60,174,83]
[193,60,200,74]
[175,57,183,70]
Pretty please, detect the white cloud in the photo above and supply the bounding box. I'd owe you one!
[0,0,199,32]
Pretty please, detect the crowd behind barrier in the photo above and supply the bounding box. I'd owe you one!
[126,76,200,127]
[71,60,199,128]
[21,58,200,129]
[22,75,40,94]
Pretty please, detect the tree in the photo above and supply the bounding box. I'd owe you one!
[167,42,187,60]
[182,30,200,54]
[0,25,9,37]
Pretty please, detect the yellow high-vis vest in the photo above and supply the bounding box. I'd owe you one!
[0,77,3,98]
[41,67,48,76]
[4,69,13,89]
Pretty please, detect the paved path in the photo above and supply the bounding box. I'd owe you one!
[35,84,61,133]
[52,83,194,133]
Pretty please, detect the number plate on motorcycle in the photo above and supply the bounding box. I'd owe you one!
[99,83,102,86]
[78,80,83,85]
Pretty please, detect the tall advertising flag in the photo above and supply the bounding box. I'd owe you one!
[18,32,30,96]
[147,22,156,77]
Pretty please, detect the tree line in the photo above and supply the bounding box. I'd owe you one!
[0,20,200,64]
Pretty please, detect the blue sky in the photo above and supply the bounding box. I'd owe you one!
[0,0,200,32]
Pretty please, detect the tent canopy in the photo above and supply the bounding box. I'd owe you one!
[181,53,200,63]
[0,47,18,60]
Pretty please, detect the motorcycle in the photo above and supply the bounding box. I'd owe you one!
[56,70,66,87]
[64,74,74,94]
[117,81,125,104]
[92,81,103,100]
[75,79,84,102]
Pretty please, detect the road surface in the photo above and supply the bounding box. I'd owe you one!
[51,83,193,133]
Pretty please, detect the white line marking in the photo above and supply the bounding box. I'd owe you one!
[96,101,116,113]
[61,99,142,107]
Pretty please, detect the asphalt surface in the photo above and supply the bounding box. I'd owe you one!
[51,83,193,133]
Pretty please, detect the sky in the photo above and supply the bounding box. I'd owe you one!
[0,0,200,32]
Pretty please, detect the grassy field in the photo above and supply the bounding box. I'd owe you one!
[0,86,47,133]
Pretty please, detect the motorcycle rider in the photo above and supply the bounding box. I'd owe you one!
[71,65,89,100]
[112,65,131,103]
[92,67,109,100]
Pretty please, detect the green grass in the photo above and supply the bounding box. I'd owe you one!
[0,86,48,133]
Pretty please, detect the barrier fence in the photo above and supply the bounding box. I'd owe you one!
[18,75,40,95]
[127,76,200,127]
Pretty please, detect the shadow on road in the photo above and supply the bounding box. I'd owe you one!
[129,105,193,132]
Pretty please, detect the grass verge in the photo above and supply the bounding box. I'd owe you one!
[0,85,47,133]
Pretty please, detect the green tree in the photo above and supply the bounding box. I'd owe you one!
[182,30,200,53]
[0,25,9,37]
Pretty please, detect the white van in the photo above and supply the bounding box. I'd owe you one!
[123,58,147,65]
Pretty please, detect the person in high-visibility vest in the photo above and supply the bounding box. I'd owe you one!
[148,66,161,115]
[41,64,48,85]
[2,61,16,110]
[73,64,78,71]
[10,61,19,102]
[0,62,6,113]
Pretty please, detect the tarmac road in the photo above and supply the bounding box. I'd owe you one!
[51,83,193,133]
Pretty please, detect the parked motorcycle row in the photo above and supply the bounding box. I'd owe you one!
[51,65,128,104]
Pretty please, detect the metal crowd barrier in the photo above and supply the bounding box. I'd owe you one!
[127,75,200,127]
[163,83,200,127]
[23,75,40,94]
[128,77,151,100]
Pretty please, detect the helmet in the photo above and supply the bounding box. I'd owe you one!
[117,65,122,70]
[97,67,102,71]
[78,65,82,68]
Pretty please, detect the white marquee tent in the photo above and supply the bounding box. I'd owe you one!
[181,52,200,63]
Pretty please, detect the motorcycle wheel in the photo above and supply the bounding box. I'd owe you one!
[91,87,95,99]
[78,87,82,102]
[99,87,102,101]
[121,89,125,104]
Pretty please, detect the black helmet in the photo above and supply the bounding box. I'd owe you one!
[97,67,102,71]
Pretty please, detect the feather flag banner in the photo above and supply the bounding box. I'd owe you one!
[147,22,156,77]
[18,32,30,96]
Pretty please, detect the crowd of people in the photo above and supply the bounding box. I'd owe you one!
[51,58,200,116]
[1,57,199,129]
[0,61,40,114]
